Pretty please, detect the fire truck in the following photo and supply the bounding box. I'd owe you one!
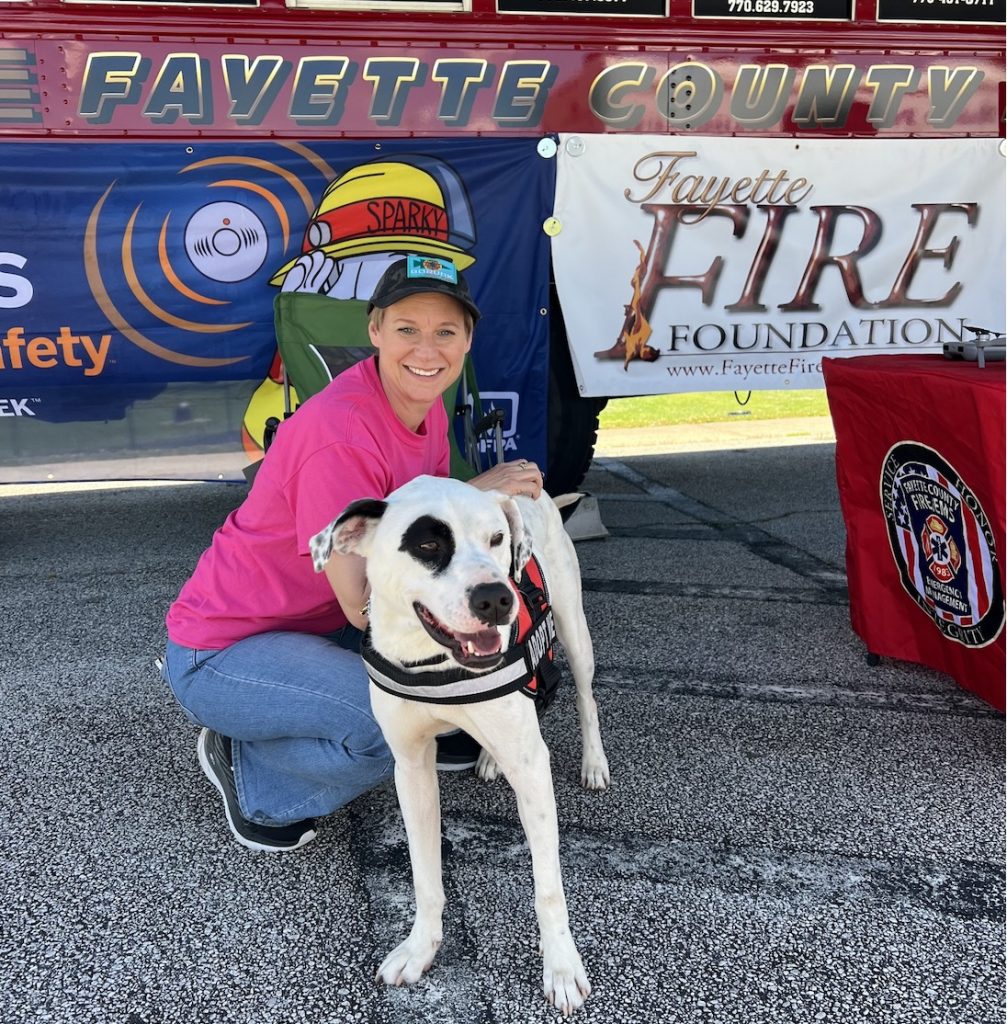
[0,0,1003,491]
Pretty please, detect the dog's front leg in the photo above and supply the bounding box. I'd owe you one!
[520,766,591,1017]
[465,701,591,1015]
[371,689,445,986]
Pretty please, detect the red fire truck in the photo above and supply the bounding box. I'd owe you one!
[0,0,1003,490]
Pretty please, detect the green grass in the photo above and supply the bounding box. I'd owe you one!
[598,389,830,430]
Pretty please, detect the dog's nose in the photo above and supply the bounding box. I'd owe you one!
[468,582,515,626]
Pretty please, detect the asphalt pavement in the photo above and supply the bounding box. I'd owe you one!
[1,425,1003,1024]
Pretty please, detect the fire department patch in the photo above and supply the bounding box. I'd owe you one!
[880,442,1004,648]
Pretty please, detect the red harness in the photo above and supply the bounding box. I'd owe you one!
[509,555,561,708]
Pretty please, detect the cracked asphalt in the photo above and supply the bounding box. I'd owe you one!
[1,437,1003,1024]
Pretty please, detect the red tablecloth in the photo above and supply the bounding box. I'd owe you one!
[823,354,1005,710]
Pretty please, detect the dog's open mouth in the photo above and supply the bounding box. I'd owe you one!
[413,602,505,668]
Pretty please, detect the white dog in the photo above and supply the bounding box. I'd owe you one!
[310,475,610,1015]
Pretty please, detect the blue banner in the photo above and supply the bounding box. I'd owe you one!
[0,138,554,482]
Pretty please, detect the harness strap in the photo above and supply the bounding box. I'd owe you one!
[362,629,535,704]
[361,556,559,707]
[514,556,562,714]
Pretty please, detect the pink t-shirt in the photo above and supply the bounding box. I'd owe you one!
[166,356,449,649]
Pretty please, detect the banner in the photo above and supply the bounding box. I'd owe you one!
[0,138,554,482]
[552,135,1006,397]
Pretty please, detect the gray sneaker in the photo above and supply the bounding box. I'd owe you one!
[197,729,317,853]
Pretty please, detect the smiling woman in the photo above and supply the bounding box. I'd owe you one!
[158,254,544,854]
[367,292,473,431]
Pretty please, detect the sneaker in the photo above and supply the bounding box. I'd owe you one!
[435,729,481,771]
[196,728,317,853]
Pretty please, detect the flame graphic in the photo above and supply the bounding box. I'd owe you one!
[594,239,659,367]
[620,239,654,369]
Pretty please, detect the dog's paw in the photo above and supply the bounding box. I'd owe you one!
[542,940,591,1016]
[475,748,501,782]
[375,933,441,987]
[581,750,611,791]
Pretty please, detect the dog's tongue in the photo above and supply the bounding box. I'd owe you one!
[456,629,502,657]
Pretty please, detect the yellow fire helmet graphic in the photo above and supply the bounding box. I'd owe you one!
[269,160,476,286]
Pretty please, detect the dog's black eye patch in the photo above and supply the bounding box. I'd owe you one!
[400,515,455,575]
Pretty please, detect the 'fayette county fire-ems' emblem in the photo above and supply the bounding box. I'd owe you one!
[880,442,1004,648]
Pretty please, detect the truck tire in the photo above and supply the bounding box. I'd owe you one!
[546,295,607,497]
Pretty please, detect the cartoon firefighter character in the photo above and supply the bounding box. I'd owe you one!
[241,156,478,457]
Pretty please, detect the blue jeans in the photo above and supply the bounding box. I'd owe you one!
[160,628,394,826]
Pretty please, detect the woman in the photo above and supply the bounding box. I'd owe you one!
[160,255,542,852]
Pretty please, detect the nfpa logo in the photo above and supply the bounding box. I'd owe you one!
[881,442,1004,648]
[477,392,520,455]
[0,398,38,417]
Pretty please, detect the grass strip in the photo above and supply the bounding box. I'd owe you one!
[599,390,830,429]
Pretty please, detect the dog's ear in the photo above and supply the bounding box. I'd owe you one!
[499,496,532,582]
[309,498,387,572]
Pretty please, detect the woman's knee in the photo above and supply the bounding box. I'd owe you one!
[346,715,393,765]
[337,708,395,785]
[332,733,394,796]
[160,639,205,727]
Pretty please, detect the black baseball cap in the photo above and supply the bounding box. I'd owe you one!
[367,255,481,324]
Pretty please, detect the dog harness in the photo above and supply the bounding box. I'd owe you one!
[361,555,562,712]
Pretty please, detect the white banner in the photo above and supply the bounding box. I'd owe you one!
[552,135,1006,396]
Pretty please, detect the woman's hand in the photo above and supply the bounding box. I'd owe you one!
[468,459,543,500]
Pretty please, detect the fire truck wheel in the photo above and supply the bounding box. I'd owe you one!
[545,305,607,497]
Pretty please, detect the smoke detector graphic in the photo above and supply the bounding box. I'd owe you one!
[184,201,268,282]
